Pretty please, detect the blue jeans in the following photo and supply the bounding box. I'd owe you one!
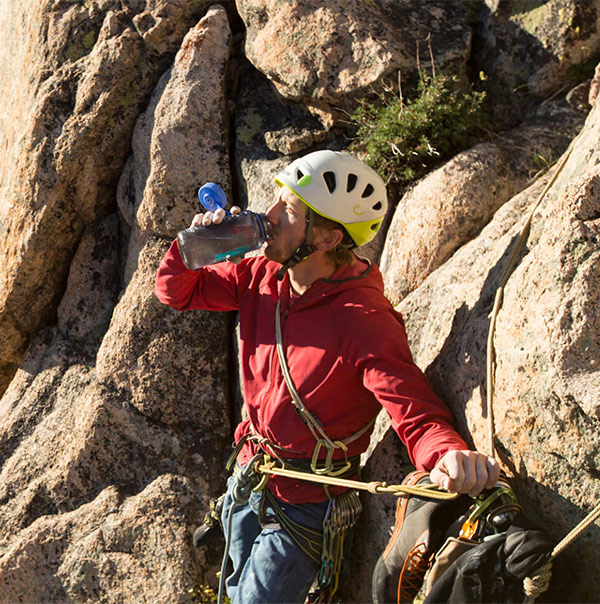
[221,473,329,604]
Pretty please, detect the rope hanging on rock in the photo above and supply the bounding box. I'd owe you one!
[523,501,600,603]
[485,130,578,459]
[484,127,600,602]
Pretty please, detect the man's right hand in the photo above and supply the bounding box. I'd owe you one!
[191,206,241,228]
[430,450,500,497]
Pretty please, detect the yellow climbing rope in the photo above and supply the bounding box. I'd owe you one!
[523,501,600,602]
[485,131,578,459]
[485,125,600,601]
[253,457,459,501]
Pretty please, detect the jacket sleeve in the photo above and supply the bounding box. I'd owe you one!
[355,308,468,471]
[154,239,242,311]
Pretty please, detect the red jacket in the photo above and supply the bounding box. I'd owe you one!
[155,242,468,503]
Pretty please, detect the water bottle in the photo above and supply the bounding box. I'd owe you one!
[176,183,272,270]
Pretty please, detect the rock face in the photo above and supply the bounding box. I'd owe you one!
[0,0,599,601]
[385,101,600,601]
[589,61,600,105]
[379,113,583,305]
[0,4,233,601]
[474,0,600,121]
[238,0,472,121]
[0,0,215,395]
[123,9,233,239]
[0,475,199,603]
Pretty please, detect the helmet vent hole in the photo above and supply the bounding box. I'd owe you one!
[370,224,378,231]
[361,184,374,198]
[372,201,383,211]
[296,169,305,182]
[346,173,357,192]
[323,171,337,194]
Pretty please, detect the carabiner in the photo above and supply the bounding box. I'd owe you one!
[251,455,270,492]
[310,439,353,476]
[311,439,335,475]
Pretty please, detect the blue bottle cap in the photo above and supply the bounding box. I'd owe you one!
[198,182,228,212]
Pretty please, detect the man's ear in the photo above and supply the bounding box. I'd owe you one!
[314,227,344,251]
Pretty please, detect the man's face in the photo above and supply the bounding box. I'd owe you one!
[264,187,308,264]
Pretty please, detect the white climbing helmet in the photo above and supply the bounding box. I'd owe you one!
[274,150,388,247]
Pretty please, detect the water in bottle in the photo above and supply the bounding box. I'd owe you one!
[177,183,272,270]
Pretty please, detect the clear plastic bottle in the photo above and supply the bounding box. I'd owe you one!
[177,210,272,270]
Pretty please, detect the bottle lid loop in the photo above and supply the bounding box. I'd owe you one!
[198,182,227,212]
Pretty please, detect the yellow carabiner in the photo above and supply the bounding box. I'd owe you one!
[311,439,334,474]
[251,454,270,492]
[326,440,352,477]
[310,438,354,476]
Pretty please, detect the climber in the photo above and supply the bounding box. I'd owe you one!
[154,150,499,604]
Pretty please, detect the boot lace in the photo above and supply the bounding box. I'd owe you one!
[397,542,432,602]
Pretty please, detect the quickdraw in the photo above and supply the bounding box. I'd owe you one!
[311,438,352,477]
[313,490,362,601]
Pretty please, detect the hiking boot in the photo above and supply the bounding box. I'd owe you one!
[371,471,470,603]
[193,494,225,548]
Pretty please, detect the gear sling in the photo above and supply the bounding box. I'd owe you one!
[220,298,374,603]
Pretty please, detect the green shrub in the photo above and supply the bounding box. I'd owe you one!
[188,584,230,603]
[351,72,489,187]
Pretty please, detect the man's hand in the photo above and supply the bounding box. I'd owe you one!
[190,205,241,228]
[430,450,500,497]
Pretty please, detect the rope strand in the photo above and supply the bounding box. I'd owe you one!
[523,502,600,603]
[483,126,600,602]
[485,133,578,458]
[255,460,459,501]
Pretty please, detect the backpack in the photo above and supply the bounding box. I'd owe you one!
[372,471,554,603]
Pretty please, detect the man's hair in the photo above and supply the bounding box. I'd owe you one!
[312,212,356,267]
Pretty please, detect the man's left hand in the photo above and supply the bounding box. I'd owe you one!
[430,450,500,497]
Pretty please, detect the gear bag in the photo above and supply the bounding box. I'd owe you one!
[372,471,554,603]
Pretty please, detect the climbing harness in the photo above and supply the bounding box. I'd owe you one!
[215,453,459,604]
[485,126,600,602]
[214,289,460,604]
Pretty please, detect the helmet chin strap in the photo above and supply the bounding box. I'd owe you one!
[276,208,317,281]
